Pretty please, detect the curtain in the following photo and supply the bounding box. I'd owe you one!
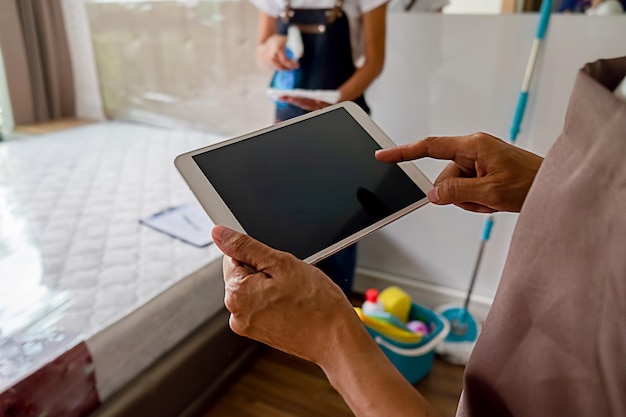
[60,0,106,121]
[0,0,75,125]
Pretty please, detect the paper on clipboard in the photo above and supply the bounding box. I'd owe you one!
[140,203,214,247]
[267,88,341,104]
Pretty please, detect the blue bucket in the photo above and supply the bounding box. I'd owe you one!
[364,303,450,384]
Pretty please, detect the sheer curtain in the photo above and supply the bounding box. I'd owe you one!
[60,0,105,121]
[0,0,75,125]
[0,48,15,135]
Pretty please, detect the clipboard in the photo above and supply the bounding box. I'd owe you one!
[140,203,214,247]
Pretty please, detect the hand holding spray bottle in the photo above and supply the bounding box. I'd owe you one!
[271,26,304,108]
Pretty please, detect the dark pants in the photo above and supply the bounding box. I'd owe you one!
[316,244,356,296]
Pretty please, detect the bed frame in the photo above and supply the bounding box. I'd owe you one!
[91,307,260,417]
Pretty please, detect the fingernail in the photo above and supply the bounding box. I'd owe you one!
[428,187,440,204]
[214,226,236,244]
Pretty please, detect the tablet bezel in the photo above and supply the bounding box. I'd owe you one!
[175,101,432,264]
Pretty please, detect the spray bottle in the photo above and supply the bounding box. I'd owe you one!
[271,26,303,108]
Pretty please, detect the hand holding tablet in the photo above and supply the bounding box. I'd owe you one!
[175,102,432,264]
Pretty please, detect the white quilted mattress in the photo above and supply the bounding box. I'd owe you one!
[0,122,226,400]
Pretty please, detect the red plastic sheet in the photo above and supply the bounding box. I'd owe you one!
[0,342,100,417]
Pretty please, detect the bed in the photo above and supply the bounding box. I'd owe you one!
[0,122,258,417]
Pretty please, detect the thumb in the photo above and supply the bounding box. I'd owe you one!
[212,225,277,271]
[431,177,492,207]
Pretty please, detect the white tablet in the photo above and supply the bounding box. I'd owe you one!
[266,88,341,104]
[175,102,432,264]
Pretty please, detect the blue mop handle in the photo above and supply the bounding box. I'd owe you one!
[481,215,494,241]
[536,0,552,40]
[510,91,529,143]
[510,0,552,142]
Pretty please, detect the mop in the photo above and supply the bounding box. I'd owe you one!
[436,0,553,365]
[435,215,493,365]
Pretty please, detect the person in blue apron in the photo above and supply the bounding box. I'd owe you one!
[251,0,388,295]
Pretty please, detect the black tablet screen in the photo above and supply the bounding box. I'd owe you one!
[192,107,426,260]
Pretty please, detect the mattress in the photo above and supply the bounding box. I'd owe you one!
[0,122,228,415]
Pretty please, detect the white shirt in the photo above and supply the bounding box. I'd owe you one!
[249,0,389,65]
[387,0,449,12]
[586,0,624,15]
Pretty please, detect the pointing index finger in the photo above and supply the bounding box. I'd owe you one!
[375,136,474,164]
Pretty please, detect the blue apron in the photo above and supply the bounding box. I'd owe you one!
[274,0,370,121]
[273,0,366,295]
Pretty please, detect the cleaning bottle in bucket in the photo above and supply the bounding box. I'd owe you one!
[407,320,430,336]
[362,288,385,316]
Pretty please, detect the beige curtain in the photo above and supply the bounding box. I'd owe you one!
[0,0,75,125]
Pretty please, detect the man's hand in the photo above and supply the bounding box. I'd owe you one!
[212,225,359,365]
[376,132,544,213]
[212,225,443,417]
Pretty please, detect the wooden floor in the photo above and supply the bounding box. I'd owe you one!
[203,347,464,417]
[204,293,465,417]
[13,118,92,135]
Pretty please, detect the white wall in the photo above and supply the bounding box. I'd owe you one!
[357,14,626,301]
